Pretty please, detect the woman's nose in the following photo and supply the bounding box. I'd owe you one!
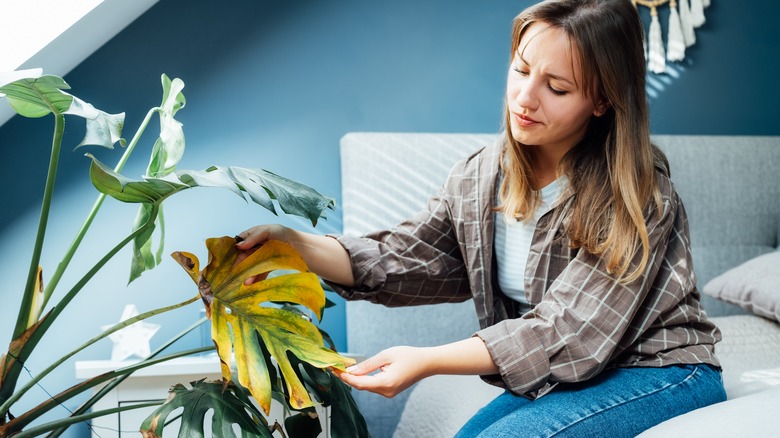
[515,81,539,110]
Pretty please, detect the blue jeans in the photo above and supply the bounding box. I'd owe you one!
[456,364,726,438]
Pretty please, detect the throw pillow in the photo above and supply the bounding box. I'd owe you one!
[703,252,780,323]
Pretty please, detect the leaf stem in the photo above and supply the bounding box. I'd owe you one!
[13,113,64,340]
[44,319,211,438]
[47,203,159,329]
[0,205,160,410]
[6,346,214,435]
[0,295,198,415]
[41,107,158,310]
[11,400,164,438]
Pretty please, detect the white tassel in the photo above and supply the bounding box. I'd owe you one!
[702,0,710,7]
[647,8,666,74]
[678,0,696,47]
[690,0,706,27]
[667,2,686,61]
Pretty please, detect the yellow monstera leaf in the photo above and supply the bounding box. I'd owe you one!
[172,237,354,414]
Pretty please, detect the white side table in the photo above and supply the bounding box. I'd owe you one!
[75,355,331,437]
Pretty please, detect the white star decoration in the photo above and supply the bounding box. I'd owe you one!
[101,304,161,362]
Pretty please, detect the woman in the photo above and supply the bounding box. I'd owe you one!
[236,0,726,435]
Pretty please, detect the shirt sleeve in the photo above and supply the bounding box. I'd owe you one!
[476,185,681,396]
[326,166,472,307]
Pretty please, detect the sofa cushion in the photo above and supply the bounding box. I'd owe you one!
[392,374,503,438]
[709,314,780,398]
[703,252,780,323]
[636,387,780,437]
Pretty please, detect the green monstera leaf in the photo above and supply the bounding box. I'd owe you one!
[131,74,187,281]
[0,74,72,118]
[145,74,186,179]
[140,379,276,438]
[0,73,125,148]
[87,154,334,283]
[171,237,354,415]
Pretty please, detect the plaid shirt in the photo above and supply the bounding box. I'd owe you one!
[332,141,721,398]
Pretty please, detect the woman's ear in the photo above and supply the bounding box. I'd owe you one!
[593,99,611,117]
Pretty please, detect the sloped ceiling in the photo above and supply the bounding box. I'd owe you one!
[0,0,159,127]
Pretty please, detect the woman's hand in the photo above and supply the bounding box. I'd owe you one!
[336,346,432,398]
[337,337,499,398]
[234,225,290,284]
[233,224,356,286]
[235,224,290,253]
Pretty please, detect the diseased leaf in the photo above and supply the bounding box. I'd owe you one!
[171,238,355,414]
[171,251,199,285]
[26,266,45,330]
[1,314,48,388]
[139,379,274,438]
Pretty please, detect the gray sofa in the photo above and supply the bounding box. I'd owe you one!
[338,133,780,438]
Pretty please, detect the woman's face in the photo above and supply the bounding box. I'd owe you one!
[506,23,605,155]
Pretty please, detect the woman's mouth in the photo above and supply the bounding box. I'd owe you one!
[513,112,541,127]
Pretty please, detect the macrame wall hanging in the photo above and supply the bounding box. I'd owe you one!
[633,0,710,74]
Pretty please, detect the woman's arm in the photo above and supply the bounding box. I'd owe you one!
[337,337,499,398]
[236,224,355,286]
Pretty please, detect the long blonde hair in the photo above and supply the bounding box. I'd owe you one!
[497,0,669,283]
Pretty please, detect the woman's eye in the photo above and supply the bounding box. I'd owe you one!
[513,67,529,76]
[549,85,568,96]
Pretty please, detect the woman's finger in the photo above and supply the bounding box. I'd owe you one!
[244,272,269,286]
[235,226,270,249]
[338,370,394,396]
[345,354,388,376]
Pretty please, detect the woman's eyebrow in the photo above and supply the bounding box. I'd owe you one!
[518,53,576,87]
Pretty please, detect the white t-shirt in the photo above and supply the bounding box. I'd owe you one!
[494,177,565,306]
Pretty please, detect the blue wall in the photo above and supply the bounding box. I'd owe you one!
[1,0,778,436]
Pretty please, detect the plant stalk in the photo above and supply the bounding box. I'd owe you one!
[0,295,198,415]
[10,400,163,438]
[13,114,64,340]
[6,346,213,435]
[45,318,211,438]
[46,203,159,330]
[0,205,160,411]
[41,107,158,309]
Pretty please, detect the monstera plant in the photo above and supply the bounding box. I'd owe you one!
[0,69,367,437]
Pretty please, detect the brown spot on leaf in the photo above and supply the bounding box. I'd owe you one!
[198,275,213,303]
[141,416,161,437]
